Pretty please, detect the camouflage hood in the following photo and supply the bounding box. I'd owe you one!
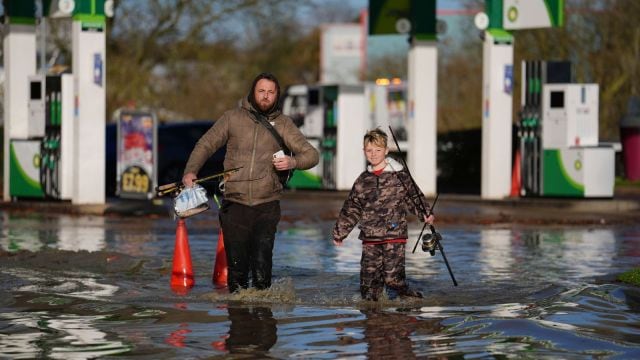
[367,157,404,173]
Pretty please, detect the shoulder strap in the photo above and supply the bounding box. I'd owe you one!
[251,110,295,186]
[251,111,291,154]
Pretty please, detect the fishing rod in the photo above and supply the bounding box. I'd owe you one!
[155,166,242,197]
[411,193,438,254]
[388,126,458,286]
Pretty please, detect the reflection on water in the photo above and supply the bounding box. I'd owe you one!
[5,267,119,302]
[164,323,192,348]
[0,211,639,358]
[479,229,514,280]
[0,311,131,359]
[57,217,106,252]
[558,229,616,278]
[474,228,618,287]
[2,287,638,358]
[419,303,530,318]
[225,306,277,355]
[0,214,106,253]
[434,284,640,358]
[362,310,442,359]
[1,213,53,252]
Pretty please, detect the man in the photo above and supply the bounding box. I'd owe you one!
[182,72,319,293]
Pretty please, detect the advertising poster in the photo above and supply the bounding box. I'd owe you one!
[320,24,363,84]
[117,110,157,199]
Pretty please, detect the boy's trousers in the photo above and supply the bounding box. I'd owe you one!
[360,242,409,300]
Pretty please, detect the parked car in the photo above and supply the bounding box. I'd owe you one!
[106,121,226,197]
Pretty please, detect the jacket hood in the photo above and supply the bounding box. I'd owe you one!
[367,157,404,173]
[242,96,282,120]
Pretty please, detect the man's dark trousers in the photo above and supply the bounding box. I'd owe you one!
[219,200,280,293]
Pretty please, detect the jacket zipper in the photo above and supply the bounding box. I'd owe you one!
[248,122,259,205]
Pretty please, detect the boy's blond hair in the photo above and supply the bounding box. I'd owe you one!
[363,128,388,148]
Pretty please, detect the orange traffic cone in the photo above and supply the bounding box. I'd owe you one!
[510,149,522,197]
[171,218,195,294]
[212,228,228,287]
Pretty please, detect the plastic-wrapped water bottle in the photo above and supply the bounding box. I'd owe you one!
[173,184,210,218]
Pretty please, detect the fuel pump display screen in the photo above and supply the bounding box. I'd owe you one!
[30,81,42,100]
[550,91,564,108]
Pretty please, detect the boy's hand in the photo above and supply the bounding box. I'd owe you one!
[424,214,435,224]
[333,239,343,246]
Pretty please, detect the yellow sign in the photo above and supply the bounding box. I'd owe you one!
[121,165,150,194]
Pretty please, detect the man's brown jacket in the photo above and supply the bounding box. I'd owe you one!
[184,97,319,206]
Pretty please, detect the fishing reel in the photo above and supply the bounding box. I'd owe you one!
[421,227,441,256]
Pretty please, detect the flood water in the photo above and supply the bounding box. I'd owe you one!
[1,203,639,359]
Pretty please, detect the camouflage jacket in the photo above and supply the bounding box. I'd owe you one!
[332,157,430,243]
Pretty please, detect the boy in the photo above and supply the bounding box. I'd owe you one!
[332,128,434,301]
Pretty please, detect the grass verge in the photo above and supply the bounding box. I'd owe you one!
[618,268,640,286]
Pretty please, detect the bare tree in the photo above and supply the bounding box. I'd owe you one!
[437,0,483,133]
[103,0,363,122]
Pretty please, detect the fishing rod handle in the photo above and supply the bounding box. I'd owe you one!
[155,167,243,195]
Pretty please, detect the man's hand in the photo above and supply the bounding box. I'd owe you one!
[182,172,197,187]
[424,214,435,224]
[273,155,296,171]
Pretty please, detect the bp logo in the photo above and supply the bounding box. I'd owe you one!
[395,18,411,34]
[574,159,582,171]
[32,153,41,168]
[507,6,518,22]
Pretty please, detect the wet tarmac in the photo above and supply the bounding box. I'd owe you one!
[0,191,639,358]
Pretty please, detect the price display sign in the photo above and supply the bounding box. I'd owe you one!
[116,110,157,199]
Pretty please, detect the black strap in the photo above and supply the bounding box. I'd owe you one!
[251,111,294,185]
[251,111,291,155]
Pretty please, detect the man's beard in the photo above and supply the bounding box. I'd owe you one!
[258,100,274,112]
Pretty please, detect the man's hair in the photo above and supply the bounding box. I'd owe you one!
[248,72,281,114]
[363,128,388,148]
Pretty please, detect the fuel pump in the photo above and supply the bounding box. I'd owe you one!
[4,0,110,203]
[9,74,74,200]
[40,76,62,198]
[519,61,542,196]
[282,84,367,190]
[519,61,572,196]
[518,60,615,198]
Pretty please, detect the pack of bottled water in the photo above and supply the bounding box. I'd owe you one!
[173,184,210,218]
